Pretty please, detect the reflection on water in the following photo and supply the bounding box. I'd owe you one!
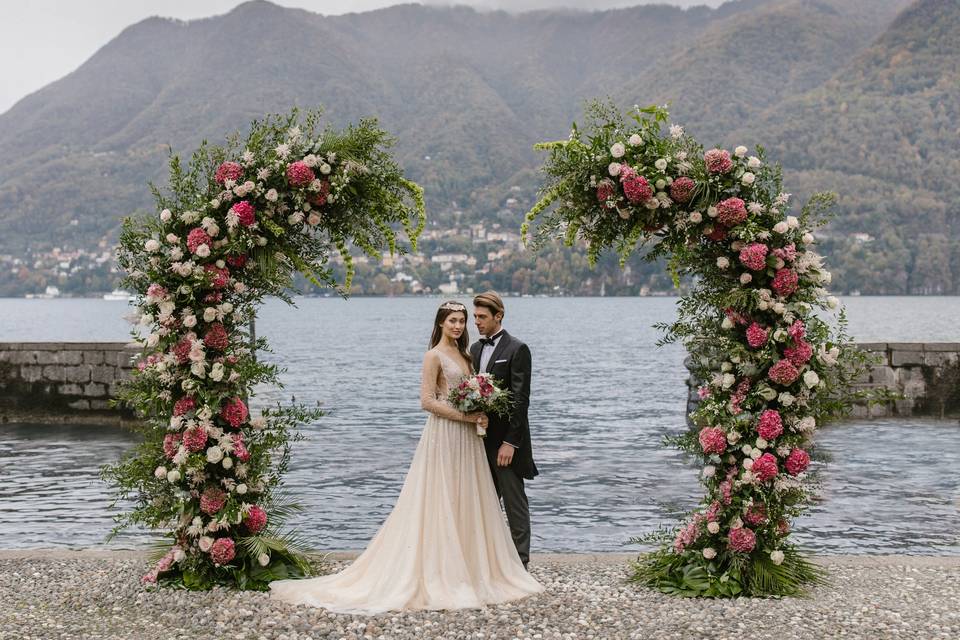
[0,297,958,552]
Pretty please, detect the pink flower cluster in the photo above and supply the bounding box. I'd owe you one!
[231,201,256,227]
[245,505,268,534]
[768,359,800,385]
[785,448,810,475]
[146,284,168,300]
[698,426,727,454]
[752,453,779,481]
[772,268,799,297]
[673,514,704,553]
[716,197,747,227]
[706,500,722,522]
[728,526,756,553]
[204,323,229,351]
[163,432,182,459]
[204,264,230,289]
[200,487,227,515]
[210,537,236,565]
[756,409,783,440]
[739,242,769,271]
[746,322,769,348]
[729,378,751,415]
[669,176,695,203]
[308,179,331,207]
[183,426,208,452]
[784,340,813,366]
[772,243,797,263]
[220,397,248,428]
[286,161,315,187]
[226,254,248,269]
[596,179,615,202]
[744,503,767,526]
[705,148,733,174]
[173,396,196,417]
[187,228,212,254]
[620,166,653,204]
[233,433,251,462]
[215,161,243,185]
[172,335,194,364]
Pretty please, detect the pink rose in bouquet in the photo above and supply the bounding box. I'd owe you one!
[448,372,511,436]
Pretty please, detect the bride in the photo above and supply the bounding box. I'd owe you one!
[269,301,543,612]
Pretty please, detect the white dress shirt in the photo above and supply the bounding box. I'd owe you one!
[479,330,505,373]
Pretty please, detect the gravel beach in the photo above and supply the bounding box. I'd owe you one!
[1,550,958,640]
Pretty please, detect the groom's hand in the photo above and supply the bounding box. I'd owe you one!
[496,443,515,467]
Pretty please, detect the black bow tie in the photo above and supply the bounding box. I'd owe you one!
[480,336,497,347]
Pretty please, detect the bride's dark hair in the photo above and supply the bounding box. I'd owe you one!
[430,301,472,362]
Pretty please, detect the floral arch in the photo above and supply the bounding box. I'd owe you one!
[105,110,424,589]
[522,103,867,597]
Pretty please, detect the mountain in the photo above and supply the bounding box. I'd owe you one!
[0,0,954,295]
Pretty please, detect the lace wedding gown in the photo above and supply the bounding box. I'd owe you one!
[269,348,543,613]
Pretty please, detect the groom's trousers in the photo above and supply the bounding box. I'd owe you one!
[489,463,531,567]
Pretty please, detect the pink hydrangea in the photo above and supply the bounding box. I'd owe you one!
[724,307,750,326]
[233,433,251,462]
[744,503,767,526]
[785,448,811,475]
[746,322,769,348]
[308,179,331,207]
[768,359,800,386]
[231,201,256,227]
[705,149,733,174]
[286,161,315,187]
[719,479,733,505]
[772,268,799,297]
[182,426,208,452]
[163,432,182,459]
[209,537,235,566]
[220,397,249,428]
[752,452,779,481]
[596,179,615,202]
[203,323,229,351]
[784,339,813,366]
[728,526,756,553]
[788,320,806,340]
[698,427,727,455]
[245,505,267,534]
[716,197,747,227]
[757,409,784,440]
[620,169,653,204]
[146,284,168,300]
[226,254,248,269]
[777,519,791,536]
[739,243,769,271]
[669,176,696,203]
[173,396,196,417]
[215,161,244,185]
[186,228,212,254]
[705,226,728,242]
[729,378,751,415]
[203,264,230,289]
[706,501,722,522]
[772,243,797,262]
[200,487,227,515]
[172,335,195,365]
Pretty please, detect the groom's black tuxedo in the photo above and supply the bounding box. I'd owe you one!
[470,330,538,480]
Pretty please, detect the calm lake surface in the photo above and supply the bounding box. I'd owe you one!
[1,296,958,553]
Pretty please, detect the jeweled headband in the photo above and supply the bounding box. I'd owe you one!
[439,302,466,311]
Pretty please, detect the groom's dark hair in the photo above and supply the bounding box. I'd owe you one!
[473,291,504,318]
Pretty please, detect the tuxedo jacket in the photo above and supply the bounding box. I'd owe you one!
[470,330,539,479]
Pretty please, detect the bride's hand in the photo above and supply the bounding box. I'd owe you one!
[466,412,488,427]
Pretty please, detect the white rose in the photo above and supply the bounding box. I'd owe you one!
[265,188,278,202]
[747,156,761,169]
[206,446,224,463]
[731,518,744,530]
[165,233,179,245]
[741,172,755,186]
[756,437,769,449]
[773,221,789,234]
[741,444,753,456]
[802,232,815,245]
[195,244,210,258]
[707,521,720,534]
[689,211,702,223]
[740,273,752,285]
[827,296,840,309]
[702,465,716,478]
[222,457,233,470]
[173,549,186,563]
[721,373,736,389]
[166,469,181,483]
[758,301,769,310]
[146,333,160,348]
[198,536,214,553]
[779,392,796,407]
[655,179,666,190]
[803,370,820,388]
[160,209,172,222]
[750,448,762,460]
[203,307,217,322]
[655,158,668,171]
[209,362,225,382]
[734,145,748,157]
[258,553,270,567]
[721,317,734,330]
[798,416,816,432]
[608,162,621,177]
[144,239,160,252]
[702,547,717,559]
[716,257,730,269]
[319,163,331,175]
[707,206,718,218]
[721,361,732,372]
[786,216,799,229]
[183,315,197,328]
[154,466,168,479]
[726,431,741,444]
[628,133,643,146]
[772,302,786,315]
[236,483,248,495]
[190,361,206,378]
[770,550,785,565]
[610,143,625,158]
[307,212,322,226]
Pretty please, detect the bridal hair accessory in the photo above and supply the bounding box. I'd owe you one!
[440,302,466,311]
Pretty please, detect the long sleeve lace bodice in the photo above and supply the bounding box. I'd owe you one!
[420,349,473,423]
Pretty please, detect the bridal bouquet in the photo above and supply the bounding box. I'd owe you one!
[448,373,511,436]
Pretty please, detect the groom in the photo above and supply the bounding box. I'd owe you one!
[471,291,538,569]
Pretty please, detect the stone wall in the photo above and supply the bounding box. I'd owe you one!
[0,342,139,425]
[685,342,960,422]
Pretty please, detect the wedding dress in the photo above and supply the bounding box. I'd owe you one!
[269,348,543,613]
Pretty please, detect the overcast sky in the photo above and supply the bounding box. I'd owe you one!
[0,0,725,115]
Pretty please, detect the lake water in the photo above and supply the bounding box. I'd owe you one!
[1,296,958,553]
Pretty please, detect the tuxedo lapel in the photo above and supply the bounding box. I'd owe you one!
[486,330,511,373]
[470,342,481,373]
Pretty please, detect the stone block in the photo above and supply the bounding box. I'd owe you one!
[84,382,106,397]
[924,352,959,367]
[21,365,44,383]
[903,379,926,399]
[83,351,105,366]
[67,399,90,410]
[60,350,84,365]
[867,366,896,386]
[868,402,893,418]
[857,342,888,353]
[108,380,125,396]
[891,350,924,366]
[893,398,915,416]
[922,343,960,352]
[64,365,92,383]
[41,365,67,381]
[58,383,84,396]
[89,399,112,410]
[887,342,923,351]
[91,365,117,384]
